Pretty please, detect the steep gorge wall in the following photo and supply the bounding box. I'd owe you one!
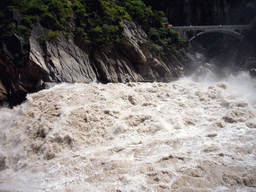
[145,0,255,26]
[0,19,185,106]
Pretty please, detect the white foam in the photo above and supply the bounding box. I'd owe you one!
[0,72,256,191]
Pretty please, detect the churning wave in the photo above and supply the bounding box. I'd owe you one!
[0,70,256,191]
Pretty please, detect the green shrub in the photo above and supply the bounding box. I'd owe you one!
[102,1,131,21]
[164,37,172,46]
[0,0,184,65]
[148,28,160,41]
[88,24,122,47]
[72,0,87,21]
[2,24,15,39]
[38,30,63,42]
[147,41,163,56]
[26,0,48,15]
[17,25,31,38]
[47,31,61,39]
[116,0,165,32]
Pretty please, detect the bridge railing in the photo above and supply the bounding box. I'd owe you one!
[169,25,250,40]
[170,25,250,30]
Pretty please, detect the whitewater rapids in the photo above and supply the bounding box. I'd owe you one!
[0,72,256,191]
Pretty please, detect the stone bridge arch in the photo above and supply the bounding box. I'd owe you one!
[189,29,242,41]
[170,25,250,41]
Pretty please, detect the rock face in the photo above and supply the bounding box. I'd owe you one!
[145,0,255,26]
[0,20,185,106]
[29,23,97,83]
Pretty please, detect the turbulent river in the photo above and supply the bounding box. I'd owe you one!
[1,69,256,191]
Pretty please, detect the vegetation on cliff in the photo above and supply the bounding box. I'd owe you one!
[0,0,185,69]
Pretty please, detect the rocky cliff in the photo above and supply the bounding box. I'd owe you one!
[144,0,256,26]
[0,19,186,107]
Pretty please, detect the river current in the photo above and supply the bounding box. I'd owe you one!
[0,69,256,191]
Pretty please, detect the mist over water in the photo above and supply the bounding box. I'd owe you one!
[1,64,256,191]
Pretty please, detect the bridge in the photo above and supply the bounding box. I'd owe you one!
[170,25,250,41]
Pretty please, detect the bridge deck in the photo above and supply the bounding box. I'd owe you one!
[169,25,250,40]
[171,25,249,30]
